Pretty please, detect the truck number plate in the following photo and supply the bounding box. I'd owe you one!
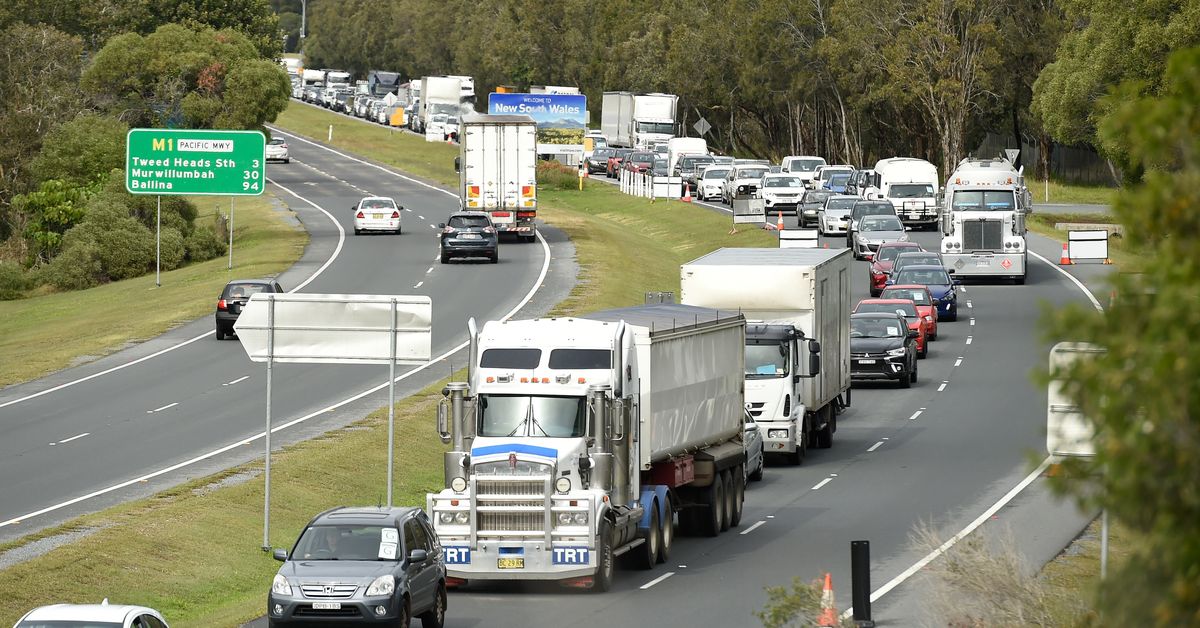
[312,602,342,610]
[908,213,921,220]
[975,259,990,267]
[498,557,524,569]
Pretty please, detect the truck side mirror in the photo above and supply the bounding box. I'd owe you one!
[454,156,461,173]
[809,352,821,376]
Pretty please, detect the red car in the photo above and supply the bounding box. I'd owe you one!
[853,298,929,358]
[880,284,939,341]
[623,151,655,174]
[607,149,632,178]
[869,241,924,297]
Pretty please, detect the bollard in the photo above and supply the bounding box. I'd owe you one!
[851,540,874,627]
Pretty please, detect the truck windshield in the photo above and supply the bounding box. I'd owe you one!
[888,183,935,198]
[478,395,586,438]
[788,159,824,172]
[745,342,789,379]
[952,190,1016,211]
[636,122,675,135]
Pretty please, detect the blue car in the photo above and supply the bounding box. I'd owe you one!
[888,264,960,321]
[823,172,852,193]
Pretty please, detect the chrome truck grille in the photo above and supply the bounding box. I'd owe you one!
[474,475,550,533]
[963,220,1003,251]
[478,511,544,532]
[477,479,544,497]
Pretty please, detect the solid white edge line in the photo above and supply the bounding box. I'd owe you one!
[867,441,884,452]
[57,432,89,444]
[811,477,833,490]
[841,248,1105,619]
[0,188,552,530]
[0,179,347,411]
[224,375,250,386]
[739,520,766,535]
[640,571,676,589]
[149,402,178,413]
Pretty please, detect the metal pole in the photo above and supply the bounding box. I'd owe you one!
[386,298,398,507]
[155,196,161,287]
[1100,508,1108,579]
[300,0,307,40]
[262,295,275,551]
[228,197,235,270]
[851,540,874,626]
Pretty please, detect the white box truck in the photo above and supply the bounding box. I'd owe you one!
[681,248,852,464]
[417,75,462,134]
[427,304,748,591]
[667,137,709,175]
[456,113,539,242]
[601,92,678,149]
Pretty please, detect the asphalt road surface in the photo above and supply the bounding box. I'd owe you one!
[0,131,568,542]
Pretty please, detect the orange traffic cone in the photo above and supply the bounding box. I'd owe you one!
[817,572,839,627]
[1058,242,1072,265]
[681,183,692,203]
[777,211,785,231]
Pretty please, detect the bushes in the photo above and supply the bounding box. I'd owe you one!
[0,261,31,300]
[537,160,583,191]
[41,239,103,291]
[185,225,227,262]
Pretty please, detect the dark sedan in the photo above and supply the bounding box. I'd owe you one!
[215,278,284,340]
[438,211,499,263]
[799,189,835,228]
[586,148,615,174]
[850,311,919,387]
[888,264,961,321]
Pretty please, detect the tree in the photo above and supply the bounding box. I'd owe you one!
[137,0,283,58]
[81,24,291,131]
[1043,47,1200,624]
[30,114,130,187]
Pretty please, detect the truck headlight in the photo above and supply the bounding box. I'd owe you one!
[767,429,789,439]
[272,574,292,596]
[451,477,467,493]
[454,511,469,524]
[555,477,571,493]
[558,512,573,525]
[366,574,395,597]
[573,512,588,525]
[439,512,454,524]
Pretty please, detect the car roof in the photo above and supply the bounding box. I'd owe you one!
[359,196,396,202]
[22,602,160,622]
[225,278,276,286]
[859,298,914,305]
[311,506,423,527]
[763,172,800,178]
[851,311,903,320]
[895,264,948,273]
[449,211,492,219]
[883,284,933,292]
[879,241,921,248]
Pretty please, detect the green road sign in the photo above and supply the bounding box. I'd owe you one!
[126,129,266,195]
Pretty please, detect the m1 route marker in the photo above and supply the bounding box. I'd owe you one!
[125,129,266,284]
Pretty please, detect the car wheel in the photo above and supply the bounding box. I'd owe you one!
[283,158,290,164]
[919,342,927,359]
[396,225,402,235]
[910,359,919,383]
[815,406,834,449]
[215,327,225,341]
[490,250,499,264]
[354,228,361,235]
[785,417,807,465]
[749,449,764,481]
[440,250,450,264]
[396,595,411,628]
[419,584,446,628]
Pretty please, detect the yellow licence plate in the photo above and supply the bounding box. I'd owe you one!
[372,213,385,219]
[497,557,524,569]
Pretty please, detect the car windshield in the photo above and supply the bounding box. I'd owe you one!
[449,215,490,229]
[851,317,905,339]
[821,168,851,180]
[805,191,834,203]
[889,183,935,198]
[630,152,654,163]
[828,173,851,184]
[861,216,903,231]
[765,177,804,188]
[704,168,731,179]
[882,288,929,304]
[360,198,396,209]
[876,245,916,262]
[477,395,586,437]
[952,190,1017,211]
[593,149,613,159]
[269,138,285,146]
[789,158,825,172]
[857,302,918,318]
[745,342,789,379]
[895,268,951,285]
[293,525,398,561]
[738,167,769,179]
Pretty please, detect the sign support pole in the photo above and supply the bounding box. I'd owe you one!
[262,295,275,551]
[386,298,398,507]
[228,197,235,270]
[155,196,161,287]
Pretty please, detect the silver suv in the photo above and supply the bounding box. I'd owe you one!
[269,507,447,627]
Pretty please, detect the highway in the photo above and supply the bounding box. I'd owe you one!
[0,131,567,542]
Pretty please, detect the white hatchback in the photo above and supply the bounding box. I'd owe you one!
[14,600,169,627]
[353,196,403,235]
[265,137,289,163]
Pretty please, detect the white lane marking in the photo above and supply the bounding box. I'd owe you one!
[954,357,963,367]
[969,317,976,326]
[740,520,767,535]
[937,382,948,392]
[57,433,90,444]
[147,402,178,414]
[843,251,1105,618]
[429,224,436,229]
[811,477,834,490]
[640,572,675,589]
[425,267,434,274]
[766,515,775,519]
[405,207,413,212]
[908,408,925,421]
[0,180,345,412]
[966,336,973,345]
[418,215,426,220]
[223,376,250,387]
[867,441,885,452]
[414,281,424,289]
[0,210,552,530]
[967,301,973,309]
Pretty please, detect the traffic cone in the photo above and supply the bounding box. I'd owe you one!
[1058,242,1072,265]
[817,572,839,627]
[681,183,692,203]
[777,211,785,231]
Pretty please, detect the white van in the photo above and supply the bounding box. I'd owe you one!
[781,155,827,187]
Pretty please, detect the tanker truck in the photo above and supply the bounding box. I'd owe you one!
[427,304,748,591]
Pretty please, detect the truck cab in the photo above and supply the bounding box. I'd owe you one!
[939,157,1031,283]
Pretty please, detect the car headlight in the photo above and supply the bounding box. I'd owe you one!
[272,574,292,596]
[366,574,395,597]
[455,511,469,524]
[451,477,467,493]
[555,477,571,493]
[886,347,908,357]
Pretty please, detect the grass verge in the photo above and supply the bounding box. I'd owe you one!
[1032,179,1117,206]
[0,105,776,626]
[0,194,306,388]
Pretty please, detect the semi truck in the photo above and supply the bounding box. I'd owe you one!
[456,114,539,242]
[427,304,748,591]
[939,157,1032,283]
[866,157,941,228]
[417,76,462,134]
[681,248,852,464]
[367,70,402,97]
[601,92,678,149]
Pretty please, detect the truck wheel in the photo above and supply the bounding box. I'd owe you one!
[657,494,673,564]
[632,502,660,570]
[592,521,615,592]
[728,468,744,527]
[785,419,807,465]
[720,470,734,531]
[701,476,725,537]
[815,408,834,449]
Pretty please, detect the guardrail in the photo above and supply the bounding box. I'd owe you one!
[618,169,685,200]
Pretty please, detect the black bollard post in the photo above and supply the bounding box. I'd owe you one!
[851,540,874,627]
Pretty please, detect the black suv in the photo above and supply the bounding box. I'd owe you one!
[269,507,447,628]
[438,212,499,264]
[215,279,284,340]
[849,312,919,388]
